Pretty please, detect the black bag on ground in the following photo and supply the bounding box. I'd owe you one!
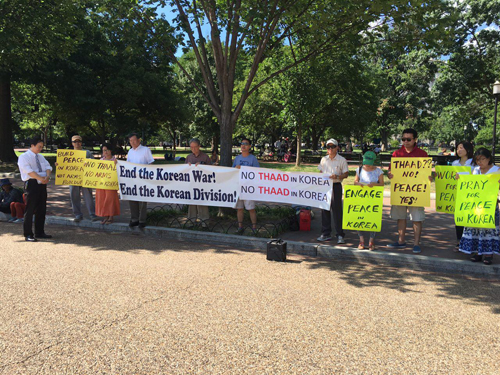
[267,239,287,262]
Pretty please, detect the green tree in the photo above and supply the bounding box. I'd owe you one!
[0,0,84,161]
[429,0,500,147]
[367,48,438,148]
[34,1,179,145]
[161,0,452,166]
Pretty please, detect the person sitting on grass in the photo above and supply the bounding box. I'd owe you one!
[0,178,24,223]
[233,137,260,234]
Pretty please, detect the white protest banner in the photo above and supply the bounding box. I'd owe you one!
[238,166,332,210]
[116,161,240,207]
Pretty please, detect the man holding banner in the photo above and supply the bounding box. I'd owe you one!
[387,128,428,254]
[317,138,348,244]
[233,137,260,234]
[69,135,97,223]
[185,138,212,227]
[126,133,155,228]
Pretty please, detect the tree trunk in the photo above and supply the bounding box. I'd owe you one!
[219,114,235,167]
[311,132,320,152]
[380,128,389,150]
[0,74,17,162]
[295,121,302,167]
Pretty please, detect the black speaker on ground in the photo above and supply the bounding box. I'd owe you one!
[266,239,287,262]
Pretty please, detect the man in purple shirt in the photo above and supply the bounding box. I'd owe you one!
[185,138,212,227]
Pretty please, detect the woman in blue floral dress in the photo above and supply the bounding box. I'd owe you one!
[458,148,500,265]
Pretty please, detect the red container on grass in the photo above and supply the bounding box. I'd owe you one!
[299,209,311,231]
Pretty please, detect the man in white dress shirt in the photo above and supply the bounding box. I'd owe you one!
[126,133,155,228]
[317,138,349,244]
[17,137,53,242]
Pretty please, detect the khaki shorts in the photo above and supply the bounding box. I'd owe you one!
[390,205,425,222]
[235,199,255,210]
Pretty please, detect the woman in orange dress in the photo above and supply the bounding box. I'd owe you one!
[95,144,120,224]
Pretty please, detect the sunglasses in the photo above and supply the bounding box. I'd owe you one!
[401,138,414,142]
[241,142,250,146]
[72,140,82,143]
[326,145,337,149]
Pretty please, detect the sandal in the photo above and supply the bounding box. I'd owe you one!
[105,218,114,225]
[453,243,460,252]
[358,242,365,250]
[368,242,375,251]
[483,256,493,265]
[470,254,483,262]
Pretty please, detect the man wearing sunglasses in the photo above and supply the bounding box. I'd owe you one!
[387,128,428,254]
[317,138,349,244]
[233,138,260,234]
[69,135,98,223]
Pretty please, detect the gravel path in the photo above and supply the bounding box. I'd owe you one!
[1,225,499,374]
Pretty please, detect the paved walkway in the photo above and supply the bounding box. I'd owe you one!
[1,225,500,374]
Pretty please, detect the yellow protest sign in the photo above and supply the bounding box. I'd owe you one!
[454,175,499,229]
[55,149,87,186]
[82,159,119,190]
[342,186,384,232]
[390,157,432,207]
[435,166,471,213]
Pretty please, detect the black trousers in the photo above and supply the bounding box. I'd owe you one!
[321,183,345,238]
[23,179,47,237]
[455,225,464,241]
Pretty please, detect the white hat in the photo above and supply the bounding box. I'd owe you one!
[326,138,338,146]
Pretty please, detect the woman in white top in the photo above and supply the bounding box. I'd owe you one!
[451,141,474,168]
[451,141,474,249]
[353,151,384,250]
[458,148,500,265]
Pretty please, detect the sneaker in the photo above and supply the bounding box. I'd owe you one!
[317,234,332,242]
[13,218,24,223]
[386,242,406,248]
[8,217,16,223]
[412,245,422,254]
[236,227,245,235]
[337,236,346,244]
[138,223,146,229]
[129,221,139,227]
[25,235,37,242]
[73,217,82,223]
[90,215,100,222]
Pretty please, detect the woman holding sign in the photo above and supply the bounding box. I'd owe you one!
[458,148,500,265]
[452,141,474,168]
[452,141,474,249]
[95,144,120,224]
[353,151,385,250]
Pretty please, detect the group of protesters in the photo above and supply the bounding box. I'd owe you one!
[316,128,500,265]
[4,128,499,265]
[6,133,261,241]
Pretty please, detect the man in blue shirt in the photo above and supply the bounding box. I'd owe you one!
[232,138,259,234]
